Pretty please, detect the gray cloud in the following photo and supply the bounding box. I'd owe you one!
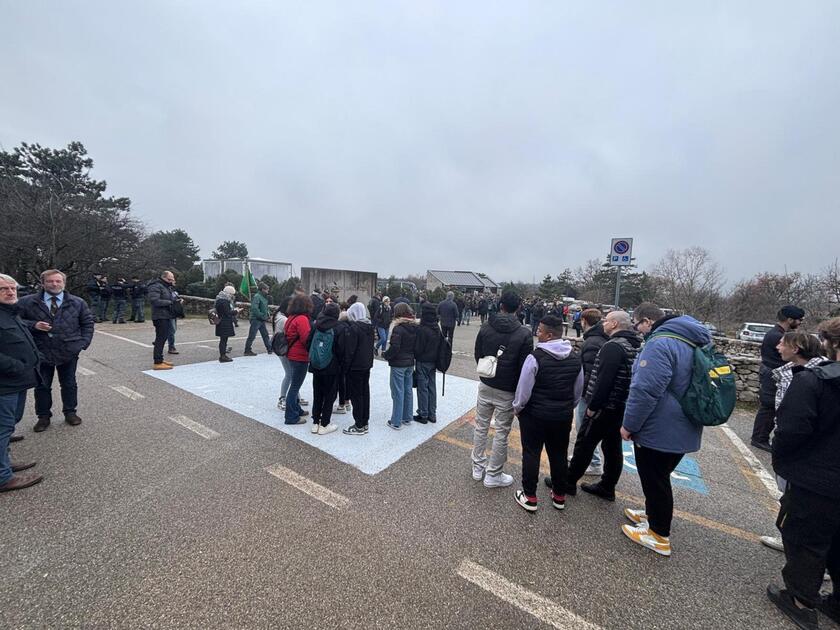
[2,1,839,284]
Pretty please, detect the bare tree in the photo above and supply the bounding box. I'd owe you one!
[651,247,724,321]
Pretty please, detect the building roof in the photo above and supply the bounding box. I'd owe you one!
[427,270,485,288]
[477,275,498,289]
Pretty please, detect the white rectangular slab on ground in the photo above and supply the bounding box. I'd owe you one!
[143,355,478,475]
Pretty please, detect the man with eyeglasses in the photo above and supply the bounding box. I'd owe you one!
[751,305,806,453]
[0,273,44,492]
[619,302,711,557]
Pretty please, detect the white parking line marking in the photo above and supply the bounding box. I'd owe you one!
[110,385,145,401]
[197,345,213,349]
[719,425,782,500]
[77,367,96,376]
[456,560,604,630]
[176,338,240,346]
[265,464,350,510]
[95,330,153,348]
[168,415,220,439]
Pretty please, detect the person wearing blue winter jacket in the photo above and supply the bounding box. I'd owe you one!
[619,302,711,558]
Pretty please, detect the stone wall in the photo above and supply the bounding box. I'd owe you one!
[563,332,761,402]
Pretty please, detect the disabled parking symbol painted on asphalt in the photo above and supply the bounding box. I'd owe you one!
[622,444,709,495]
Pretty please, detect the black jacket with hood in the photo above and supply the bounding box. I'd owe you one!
[307,307,346,375]
[344,320,375,371]
[384,317,417,368]
[580,321,610,391]
[415,303,442,364]
[772,360,840,499]
[474,312,533,392]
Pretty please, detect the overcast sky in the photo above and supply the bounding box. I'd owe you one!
[2,2,839,284]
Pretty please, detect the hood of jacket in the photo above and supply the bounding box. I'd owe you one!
[610,329,643,348]
[649,315,711,346]
[420,303,438,325]
[215,290,229,301]
[490,312,522,334]
[535,337,573,359]
[583,321,609,341]
[315,312,339,331]
[812,360,840,384]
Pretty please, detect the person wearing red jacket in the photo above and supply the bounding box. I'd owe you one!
[283,295,313,425]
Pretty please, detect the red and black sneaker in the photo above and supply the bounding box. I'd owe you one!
[551,492,566,511]
[514,490,538,512]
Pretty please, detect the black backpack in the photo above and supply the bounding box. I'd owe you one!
[271,331,289,356]
[436,333,452,373]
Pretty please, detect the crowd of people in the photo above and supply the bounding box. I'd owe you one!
[2,269,838,629]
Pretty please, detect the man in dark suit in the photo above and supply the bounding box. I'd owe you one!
[17,269,95,432]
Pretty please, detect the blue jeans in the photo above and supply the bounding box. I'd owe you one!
[575,399,601,467]
[35,357,78,418]
[279,355,292,399]
[168,319,177,349]
[0,391,27,484]
[98,298,110,322]
[376,326,388,352]
[415,361,437,420]
[245,320,271,352]
[389,366,414,427]
[284,360,309,423]
[130,298,145,322]
[112,299,127,322]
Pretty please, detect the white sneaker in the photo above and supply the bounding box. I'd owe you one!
[472,464,485,481]
[318,424,337,435]
[483,472,514,488]
[584,464,604,476]
[311,423,319,434]
[277,397,286,410]
[760,535,784,552]
[333,404,347,414]
[624,508,648,525]
[489,418,498,429]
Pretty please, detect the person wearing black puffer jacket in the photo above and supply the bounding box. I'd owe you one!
[383,302,417,430]
[472,291,533,488]
[414,302,442,424]
[341,302,375,435]
[306,303,347,435]
[766,316,840,629]
[575,308,609,472]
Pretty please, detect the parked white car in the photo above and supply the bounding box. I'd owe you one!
[738,322,775,342]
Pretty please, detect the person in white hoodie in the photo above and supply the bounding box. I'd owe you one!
[512,315,583,512]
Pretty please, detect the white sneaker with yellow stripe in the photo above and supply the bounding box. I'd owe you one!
[622,523,672,557]
[623,508,648,525]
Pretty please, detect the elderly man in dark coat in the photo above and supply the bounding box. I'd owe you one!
[0,273,44,491]
[17,269,94,432]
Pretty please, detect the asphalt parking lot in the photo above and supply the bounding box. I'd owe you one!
[2,317,819,629]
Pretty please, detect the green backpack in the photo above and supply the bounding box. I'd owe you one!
[309,328,335,370]
[649,333,737,426]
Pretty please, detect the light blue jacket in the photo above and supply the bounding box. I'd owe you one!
[622,315,711,454]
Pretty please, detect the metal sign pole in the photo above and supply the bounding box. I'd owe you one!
[614,265,622,307]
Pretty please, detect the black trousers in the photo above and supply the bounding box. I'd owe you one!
[337,372,349,405]
[153,319,170,363]
[751,368,777,443]
[312,372,338,426]
[778,483,840,609]
[518,412,572,497]
[34,358,79,418]
[634,444,684,538]
[441,325,455,346]
[568,407,624,489]
[218,335,229,356]
[348,370,371,428]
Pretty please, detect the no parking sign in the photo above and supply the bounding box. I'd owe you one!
[609,238,634,266]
